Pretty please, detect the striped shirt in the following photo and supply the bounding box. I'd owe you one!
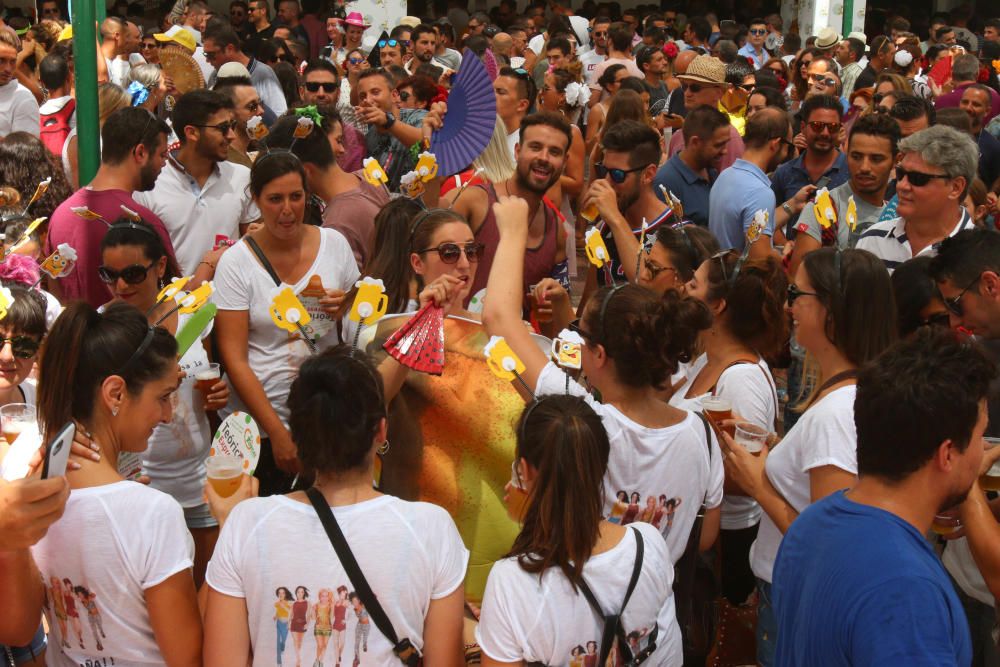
[855,208,973,272]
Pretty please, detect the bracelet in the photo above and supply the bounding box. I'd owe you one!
[199,260,216,270]
[782,201,794,215]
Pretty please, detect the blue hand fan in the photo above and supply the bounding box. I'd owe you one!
[431,49,498,177]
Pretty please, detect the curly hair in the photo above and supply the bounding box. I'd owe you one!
[0,133,74,222]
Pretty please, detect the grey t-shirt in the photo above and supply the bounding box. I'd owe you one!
[794,181,885,249]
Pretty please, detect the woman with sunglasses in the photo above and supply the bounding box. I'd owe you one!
[671,252,786,608]
[99,217,228,585]
[639,225,719,296]
[214,152,360,496]
[585,63,627,155]
[476,395,683,666]
[483,195,722,570]
[721,247,896,666]
[789,47,821,112]
[32,301,202,666]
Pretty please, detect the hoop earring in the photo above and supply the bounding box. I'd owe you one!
[377,439,390,455]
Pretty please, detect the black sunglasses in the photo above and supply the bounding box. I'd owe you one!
[568,318,596,343]
[942,274,981,317]
[304,81,338,93]
[414,242,485,264]
[0,335,41,359]
[896,165,953,187]
[787,283,819,306]
[595,162,649,184]
[98,261,157,285]
[194,120,238,134]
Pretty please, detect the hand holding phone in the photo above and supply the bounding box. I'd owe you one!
[41,422,76,480]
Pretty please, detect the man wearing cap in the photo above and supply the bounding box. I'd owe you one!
[813,27,841,57]
[204,24,287,114]
[738,18,770,69]
[0,30,37,138]
[154,26,213,84]
[666,54,745,171]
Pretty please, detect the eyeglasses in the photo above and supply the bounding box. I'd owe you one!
[896,166,952,187]
[683,82,718,93]
[194,120,238,134]
[643,260,678,281]
[377,38,400,48]
[415,242,485,263]
[921,311,952,328]
[0,335,41,359]
[304,81,338,93]
[787,284,819,306]
[568,318,596,343]
[98,261,157,285]
[750,29,767,35]
[806,120,841,134]
[595,162,650,184]
[942,274,981,317]
[141,41,157,49]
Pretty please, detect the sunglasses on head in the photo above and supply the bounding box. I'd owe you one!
[896,165,952,187]
[807,120,841,134]
[595,162,649,184]
[377,38,400,48]
[0,335,41,359]
[415,242,485,264]
[98,261,157,285]
[304,81,337,92]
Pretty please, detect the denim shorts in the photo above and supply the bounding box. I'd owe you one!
[183,502,219,529]
[3,624,46,664]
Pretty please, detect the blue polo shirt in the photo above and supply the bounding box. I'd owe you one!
[737,43,768,69]
[653,153,716,227]
[708,158,775,251]
[770,151,849,239]
[773,491,972,667]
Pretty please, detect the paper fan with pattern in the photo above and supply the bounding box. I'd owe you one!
[382,303,445,375]
[430,49,497,177]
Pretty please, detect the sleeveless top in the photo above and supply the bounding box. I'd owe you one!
[466,182,559,306]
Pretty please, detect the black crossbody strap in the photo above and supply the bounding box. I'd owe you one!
[305,488,421,665]
[244,236,282,286]
[576,526,645,664]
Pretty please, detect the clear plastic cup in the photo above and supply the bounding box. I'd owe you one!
[734,421,769,455]
[205,454,243,498]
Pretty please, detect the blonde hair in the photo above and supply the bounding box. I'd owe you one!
[473,115,516,183]
[98,83,131,125]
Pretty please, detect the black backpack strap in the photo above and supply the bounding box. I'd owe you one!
[244,235,282,286]
[576,527,646,664]
[305,488,421,666]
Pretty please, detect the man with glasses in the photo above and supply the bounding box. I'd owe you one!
[857,126,977,271]
[587,22,643,95]
[667,54,744,171]
[212,74,262,168]
[204,24,286,114]
[46,107,175,306]
[582,120,674,285]
[135,90,257,276]
[739,19,770,69]
[772,95,849,241]
[719,59,754,135]
[709,108,791,257]
[580,17,610,83]
[297,59,363,170]
[244,0,275,53]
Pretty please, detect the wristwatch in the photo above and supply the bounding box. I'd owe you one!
[383,112,396,129]
[782,201,794,215]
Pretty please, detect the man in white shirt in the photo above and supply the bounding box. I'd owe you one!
[100,17,141,87]
[579,16,610,84]
[856,126,978,271]
[494,66,534,160]
[134,90,258,275]
[203,24,287,114]
[0,30,38,138]
[588,22,643,94]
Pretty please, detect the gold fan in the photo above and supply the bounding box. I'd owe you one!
[158,47,205,95]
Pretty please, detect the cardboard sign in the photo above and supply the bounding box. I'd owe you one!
[209,411,261,474]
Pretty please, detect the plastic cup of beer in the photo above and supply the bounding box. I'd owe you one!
[734,422,769,455]
[702,396,734,436]
[527,286,552,324]
[505,460,530,522]
[1,403,36,449]
[580,202,600,222]
[195,363,221,396]
[980,437,1000,491]
[205,455,243,498]
[931,513,962,536]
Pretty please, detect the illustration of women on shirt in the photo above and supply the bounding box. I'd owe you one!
[310,588,334,666]
[662,498,682,536]
[274,587,292,666]
[48,576,70,648]
[568,644,586,667]
[73,585,105,652]
[62,577,84,649]
[582,640,599,667]
[639,495,657,523]
[607,490,628,524]
[621,492,641,525]
[332,585,350,666]
[289,586,310,666]
[350,592,370,665]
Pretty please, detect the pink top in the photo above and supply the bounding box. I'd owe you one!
[322,170,389,270]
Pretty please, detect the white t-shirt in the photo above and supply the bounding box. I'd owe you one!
[213,229,360,436]
[206,494,469,666]
[536,363,724,562]
[135,158,258,275]
[32,482,193,666]
[476,522,682,666]
[750,385,858,583]
[579,49,607,85]
[0,80,40,137]
[670,359,777,530]
[142,312,214,507]
[943,538,993,607]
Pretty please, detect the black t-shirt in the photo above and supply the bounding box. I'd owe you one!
[853,65,878,92]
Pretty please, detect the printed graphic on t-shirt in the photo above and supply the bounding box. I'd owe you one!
[569,625,652,666]
[43,575,107,653]
[606,491,682,535]
[280,584,369,666]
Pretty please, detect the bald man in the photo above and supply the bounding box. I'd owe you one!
[667,48,698,118]
[492,32,513,62]
[99,17,141,86]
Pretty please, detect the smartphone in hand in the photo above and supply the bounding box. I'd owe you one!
[41,422,76,479]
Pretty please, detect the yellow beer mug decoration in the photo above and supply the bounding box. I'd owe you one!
[39,243,78,279]
[0,286,15,320]
[845,196,858,233]
[178,280,215,314]
[484,335,526,381]
[813,188,836,229]
[414,152,439,181]
[551,329,584,370]
[350,277,389,326]
[584,227,610,269]
[269,286,312,334]
[362,157,389,187]
[399,171,426,199]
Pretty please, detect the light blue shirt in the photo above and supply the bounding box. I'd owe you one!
[738,43,768,69]
[708,159,775,250]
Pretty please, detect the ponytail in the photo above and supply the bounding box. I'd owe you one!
[705,253,788,357]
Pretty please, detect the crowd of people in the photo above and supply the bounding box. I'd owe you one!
[2,0,1000,665]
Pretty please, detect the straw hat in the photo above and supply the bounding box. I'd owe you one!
[338,11,370,29]
[676,54,726,86]
[397,16,421,28]
[815,27,842,50]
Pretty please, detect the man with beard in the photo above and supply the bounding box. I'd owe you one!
[580,16,610,83]
[45,108,177,307]
[426,110,570,309]
[135,90,257,275]
[772,327,991,667]
[0,30,38,137]
[666,55,744,170]
[581,120,673,286]
[298,59,364,171]
[405,24,444,74]
[789,114,898,275]
[212,75,263,168]
[654,105,731,227]
[709,108,790,257]
[771,95,849,241]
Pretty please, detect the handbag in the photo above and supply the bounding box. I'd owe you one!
[306,488,422,666]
